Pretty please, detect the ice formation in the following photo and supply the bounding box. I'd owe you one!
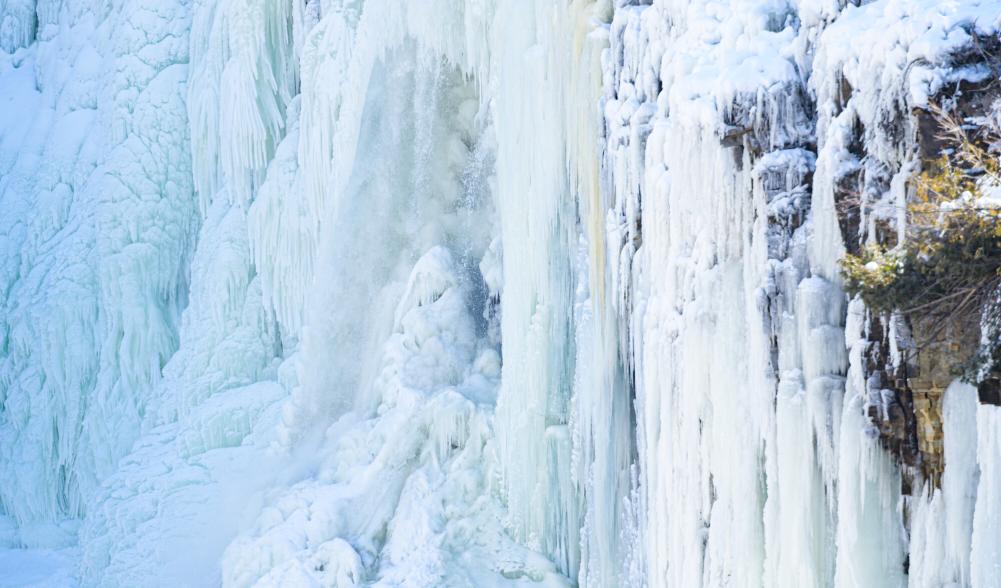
[1,0,1001,586]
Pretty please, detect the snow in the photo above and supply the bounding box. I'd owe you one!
[0,548,79,588]
[3,0,1001,586]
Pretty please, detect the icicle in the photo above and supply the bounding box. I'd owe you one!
[0,0,36,53]
[972,404,1001,585]
[188,0,298,209]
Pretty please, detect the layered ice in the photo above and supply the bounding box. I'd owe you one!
[0,0,196,543]
[2,0,1001,587]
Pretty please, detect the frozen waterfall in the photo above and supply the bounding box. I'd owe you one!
[1,0,1001,586]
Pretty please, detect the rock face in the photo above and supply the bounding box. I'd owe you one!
[853,69,1000,490]
[1,0,1001,586]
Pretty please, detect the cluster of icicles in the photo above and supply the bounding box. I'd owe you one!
[0,0,1000,586]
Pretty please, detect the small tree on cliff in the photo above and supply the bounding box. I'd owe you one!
[840,103,1001,382]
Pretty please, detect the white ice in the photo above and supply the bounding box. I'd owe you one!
[2,0,1001,587]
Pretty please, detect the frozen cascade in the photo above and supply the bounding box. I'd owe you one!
[0,0,196,542]
[2,0,1001,587]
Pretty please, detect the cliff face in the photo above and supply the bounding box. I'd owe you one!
[603,1,1001,586]
[1,0,1001,586]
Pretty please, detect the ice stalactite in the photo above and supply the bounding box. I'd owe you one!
[603,2,825,585]
[491,3,628,584]
[834,318,906,587]
[972,405,1001,586]
[0,0,35,53]
[188,0,298,208]
[909,381,979,587]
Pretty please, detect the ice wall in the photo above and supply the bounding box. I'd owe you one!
[0,0,195,544]
[3,0,1001,586]
[602,1,1001,587]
